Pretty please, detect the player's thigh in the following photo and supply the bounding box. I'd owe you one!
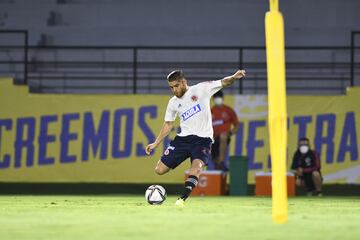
[161,137,190,170]
[190,137,212,167]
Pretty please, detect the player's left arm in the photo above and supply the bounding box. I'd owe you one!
[221,70,246,88]
[145,121,174,155]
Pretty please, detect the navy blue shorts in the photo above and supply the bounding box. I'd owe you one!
[161,135,212,169]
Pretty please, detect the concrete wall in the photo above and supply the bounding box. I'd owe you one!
[0,0,359,46]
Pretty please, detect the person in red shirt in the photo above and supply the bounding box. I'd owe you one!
[211,90,239,171]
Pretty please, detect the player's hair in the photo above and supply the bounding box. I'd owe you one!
[213,90,224,98]
[167,70,185,82]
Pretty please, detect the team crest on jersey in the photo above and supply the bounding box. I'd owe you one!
[181,104,201,121]
[191,95,198,102]
[222,112,228,118]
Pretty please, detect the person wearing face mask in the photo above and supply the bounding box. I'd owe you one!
[211,90,239,171]
[291,137,323,196]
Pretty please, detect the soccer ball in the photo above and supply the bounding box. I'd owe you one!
[145,185,166,205]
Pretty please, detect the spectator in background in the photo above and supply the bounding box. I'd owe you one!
[211,90,239,171]
[291,137,323,196]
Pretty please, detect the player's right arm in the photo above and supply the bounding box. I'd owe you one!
[200,69,246,97]
[145,121,174,155]
[221,70,246,87]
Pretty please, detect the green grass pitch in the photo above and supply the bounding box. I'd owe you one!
[0,195,359,240]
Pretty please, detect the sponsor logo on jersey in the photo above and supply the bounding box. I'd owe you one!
[181,104,202,121]
[212,119,224,126]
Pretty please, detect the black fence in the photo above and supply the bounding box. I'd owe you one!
[0,30,28,84]
[0,30,359,95]
[351,31,360,87]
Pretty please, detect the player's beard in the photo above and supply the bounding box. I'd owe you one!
[174,86,187,98]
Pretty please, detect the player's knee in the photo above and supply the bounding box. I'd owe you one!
[312,171,320,178]
[189,166,202,176]
[155,166,165,175]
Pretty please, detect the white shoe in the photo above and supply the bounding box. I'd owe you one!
[175,198,185,206]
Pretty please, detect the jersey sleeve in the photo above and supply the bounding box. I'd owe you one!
[164,99,177,122]
[200,80,223,97]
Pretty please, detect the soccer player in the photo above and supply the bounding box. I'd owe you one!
[145,69,246,205]
[211,90,240,171]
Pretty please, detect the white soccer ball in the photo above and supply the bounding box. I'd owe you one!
[145,185,166,205]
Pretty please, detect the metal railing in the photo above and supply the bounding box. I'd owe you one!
[351,31,360,87]
[0,30,359,95]
[0,30,28,84]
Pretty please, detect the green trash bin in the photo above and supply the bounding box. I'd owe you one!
[229,156,248,196]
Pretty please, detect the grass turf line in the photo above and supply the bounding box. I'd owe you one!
[0,196,359,240]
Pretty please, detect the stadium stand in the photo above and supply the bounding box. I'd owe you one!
[0,0,359,94]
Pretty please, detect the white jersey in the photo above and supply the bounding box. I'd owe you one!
[164,80,223,140]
